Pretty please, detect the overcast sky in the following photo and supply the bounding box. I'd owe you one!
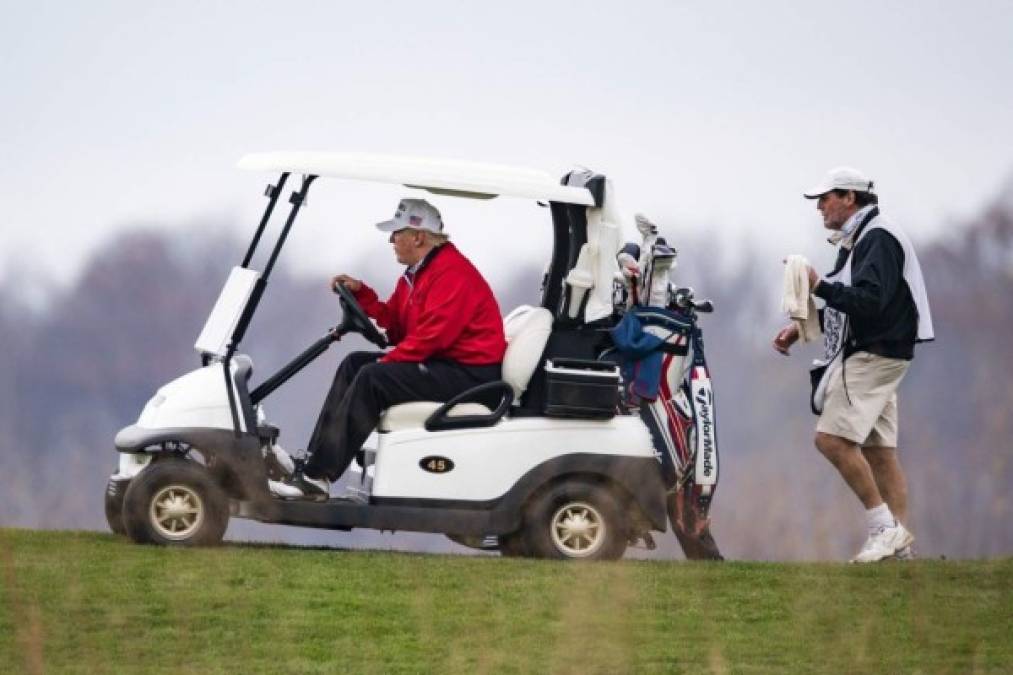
[2,1,1011,294]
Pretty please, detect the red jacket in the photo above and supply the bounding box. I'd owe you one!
[353,243,507,365]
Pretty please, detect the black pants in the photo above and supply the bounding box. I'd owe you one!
[304,351,502,481]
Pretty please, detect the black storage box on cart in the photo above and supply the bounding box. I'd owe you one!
[544,358,620,419]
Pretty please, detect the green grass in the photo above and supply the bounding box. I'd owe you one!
[0,529,1010,674]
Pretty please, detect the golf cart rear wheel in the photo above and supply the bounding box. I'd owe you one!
[122,457,228,546]
[524,481,627,561]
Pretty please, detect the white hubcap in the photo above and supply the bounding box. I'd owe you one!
[550,501,605,557]
[150,485,204,540]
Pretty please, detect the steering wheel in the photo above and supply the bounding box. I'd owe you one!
[332,282,388,348]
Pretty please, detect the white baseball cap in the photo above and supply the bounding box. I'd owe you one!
[803,166,876,199]
[375,198,447,235]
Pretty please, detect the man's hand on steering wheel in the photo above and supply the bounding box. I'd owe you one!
[330,276,388,348]
[331,273,362,293]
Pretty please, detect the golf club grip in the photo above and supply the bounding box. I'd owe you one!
[694,300,714,313]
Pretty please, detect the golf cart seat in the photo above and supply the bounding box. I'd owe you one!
[378,401,493,432]
[378,305,553,432]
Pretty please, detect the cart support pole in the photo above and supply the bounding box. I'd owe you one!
[263,174,317,280]
[222,174,318,435]
[230,174,317,350]
[241,172,291,268]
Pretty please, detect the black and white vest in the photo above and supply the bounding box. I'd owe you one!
[811,207,934,413]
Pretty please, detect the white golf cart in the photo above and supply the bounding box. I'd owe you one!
[105,152,716,560]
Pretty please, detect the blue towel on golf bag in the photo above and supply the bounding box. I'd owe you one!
[610,311,666,401]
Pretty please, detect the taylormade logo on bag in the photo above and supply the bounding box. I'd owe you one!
[695,389,714,477]
[692,369,717,485]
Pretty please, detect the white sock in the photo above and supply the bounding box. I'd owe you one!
[866,503,896,535]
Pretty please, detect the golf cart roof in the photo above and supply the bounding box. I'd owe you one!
[237,151,596,206]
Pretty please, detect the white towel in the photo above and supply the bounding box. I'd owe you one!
[781,255,820,342]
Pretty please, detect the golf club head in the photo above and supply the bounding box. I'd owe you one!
[635,213,658,236]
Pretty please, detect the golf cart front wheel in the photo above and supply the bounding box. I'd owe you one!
[524,481,627,561]
[122,457,229,546]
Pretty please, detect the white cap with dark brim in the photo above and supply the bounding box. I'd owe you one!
[804,166,876,199]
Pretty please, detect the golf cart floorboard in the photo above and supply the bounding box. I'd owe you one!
[237,498,513,536]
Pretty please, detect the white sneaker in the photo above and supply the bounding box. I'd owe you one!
[265,444,297,476]
[850,523,914,563]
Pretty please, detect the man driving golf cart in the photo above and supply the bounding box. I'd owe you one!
[269,198,507,500]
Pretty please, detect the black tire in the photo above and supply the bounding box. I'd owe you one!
[104,478,129,536]
[122,457,229,546]
[523,481,627,561]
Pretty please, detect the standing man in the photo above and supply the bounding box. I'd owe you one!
[271,198,507,500]
[773,167,934,562]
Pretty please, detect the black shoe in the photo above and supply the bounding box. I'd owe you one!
[268,468,330,502]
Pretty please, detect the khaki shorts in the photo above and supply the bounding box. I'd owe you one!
[816,351,910,447]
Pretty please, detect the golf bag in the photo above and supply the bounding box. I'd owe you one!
[625,308,722,560]
[610,218,723,560]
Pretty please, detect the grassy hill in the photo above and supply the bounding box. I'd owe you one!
[1,529,1010,674]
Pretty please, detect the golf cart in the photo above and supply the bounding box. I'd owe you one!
[105,152,720,560]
